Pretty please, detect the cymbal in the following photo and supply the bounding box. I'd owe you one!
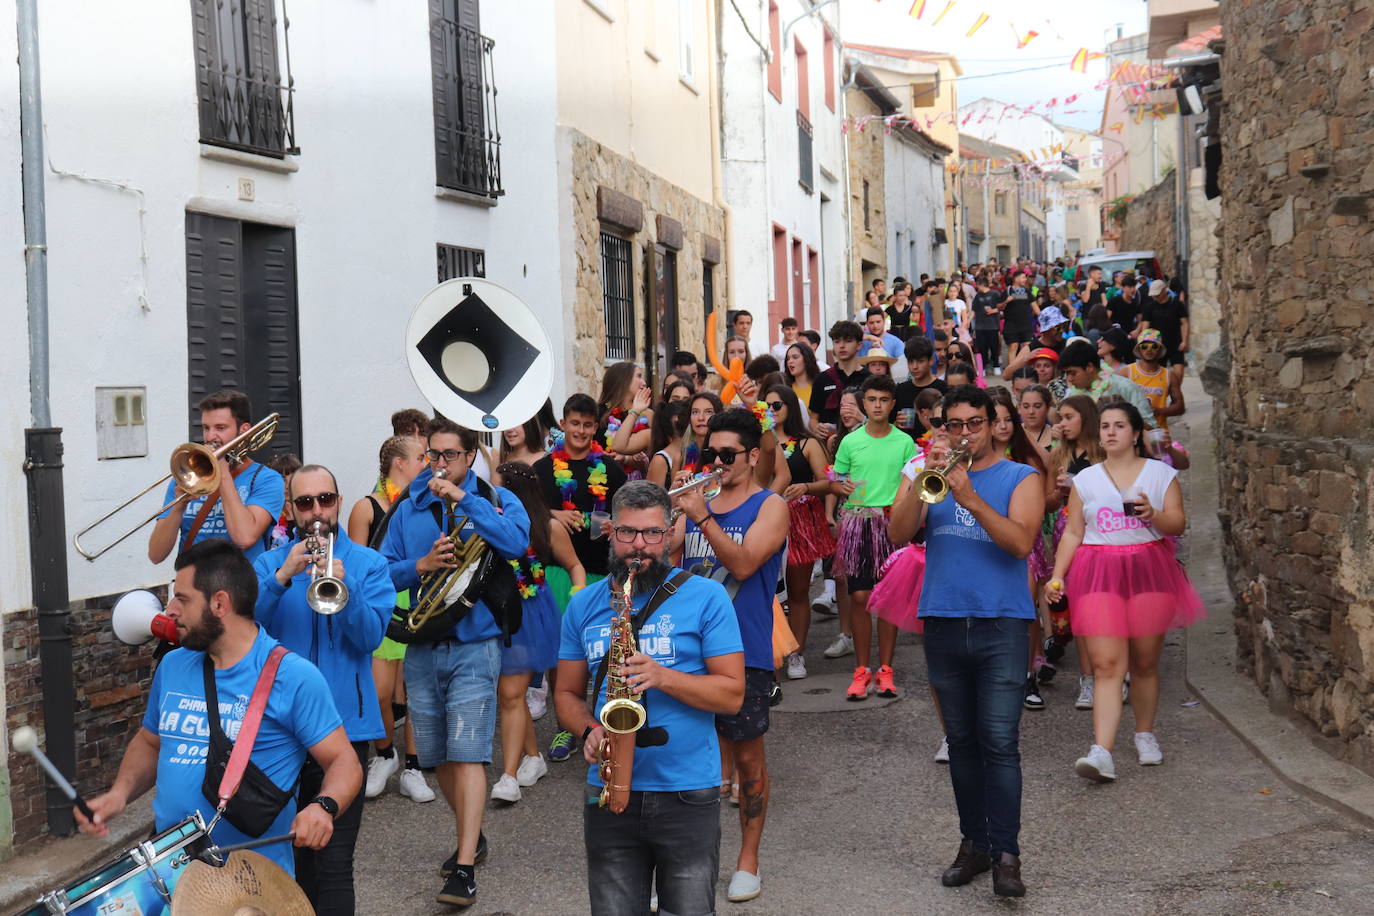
[171,849,314,915]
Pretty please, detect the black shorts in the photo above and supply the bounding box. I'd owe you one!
[844,571,878,593]
[715,667,772,741]
[1002,326,1033,345]
[1163,348,1187,367]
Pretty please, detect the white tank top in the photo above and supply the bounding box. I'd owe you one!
[1073,460,1177,546]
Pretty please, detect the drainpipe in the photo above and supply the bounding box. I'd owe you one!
[18,0,78,837]
[710,0,736,322]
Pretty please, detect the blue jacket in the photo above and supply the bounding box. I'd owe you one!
[379,466,531,643]
[252,530,394,741]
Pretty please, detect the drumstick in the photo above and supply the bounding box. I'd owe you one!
[207,832,296,856]
[10,726,97,822]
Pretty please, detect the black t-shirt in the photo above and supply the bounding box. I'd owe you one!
[971,291,1003,331]
[894,378,949,440]
[534,452,628,576]
[808,364,869,425]
[1002,288,1033,331]
[1107,290,1141,332]
[1080,285,1107,315]
[885,303,916,340]
[1139,294,1189,351]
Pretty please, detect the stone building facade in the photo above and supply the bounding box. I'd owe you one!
[562,128,726,394]
[1121,170,1178,274]
[845,67,891,299]
[1211,1,1374,774]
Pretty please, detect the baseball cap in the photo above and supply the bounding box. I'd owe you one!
[1028,347,1060,363]
[1149,279,1168,297]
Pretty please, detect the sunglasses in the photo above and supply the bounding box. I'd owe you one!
[1137,342,1163,351]
[766,401,786,412]
[944,418,988,434]
[291,492,339,510]
[700,447,746,466]
[426,448,474,462]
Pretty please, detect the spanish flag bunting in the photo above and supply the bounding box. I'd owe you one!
[966,12,989,37]
[1070,48,1106,73]
[1016,28,1039,49]
[909,0,927,18]
[1108,122,1123,133]
[932,1,957,27]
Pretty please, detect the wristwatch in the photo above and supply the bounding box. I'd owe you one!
[309,795,339,818]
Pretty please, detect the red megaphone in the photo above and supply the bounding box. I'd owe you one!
[111,590,180,646]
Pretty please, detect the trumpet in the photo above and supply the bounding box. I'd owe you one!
[667,470,724,501]
[914,437,972,504]
[305,521,349,615]
[73,414,280,560]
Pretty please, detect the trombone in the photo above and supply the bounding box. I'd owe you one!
[73,414,280,561]
[305,521,349,615]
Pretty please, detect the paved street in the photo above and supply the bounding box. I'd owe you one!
[355,619,1374,915]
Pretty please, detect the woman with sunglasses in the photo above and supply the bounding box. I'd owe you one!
[764,384,835,680]
[487,462,583,805]
[349,435,434,804]
[1046,402,1204,782]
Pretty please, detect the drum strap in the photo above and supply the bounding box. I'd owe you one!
[214,645,288,809]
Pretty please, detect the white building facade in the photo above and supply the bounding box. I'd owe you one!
[885,128,951,285]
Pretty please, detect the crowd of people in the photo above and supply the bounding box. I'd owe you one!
[72,252,1205,912]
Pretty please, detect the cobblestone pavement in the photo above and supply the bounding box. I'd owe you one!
[354,622,1374,915]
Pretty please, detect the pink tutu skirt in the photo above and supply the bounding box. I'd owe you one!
[869,545,926,633]
[786,495,837,567]
[1066,541,1206,638]
[1029,530,1053,581]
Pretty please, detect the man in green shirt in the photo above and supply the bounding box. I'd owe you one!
[829,374,916,701]
[1057,341,1158,428]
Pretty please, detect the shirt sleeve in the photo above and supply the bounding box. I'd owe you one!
[832,435,854,476]
[379,504,421,592]
[558,587,594,661]
[1118,378,1159,428]
[156,479,180,521]
[247,467,286,519]
[142,662,166,732]
[462,484,531,560]
[697,581,744,658]
[283,655,345,750]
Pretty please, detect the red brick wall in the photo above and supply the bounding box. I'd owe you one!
[4,588,162,847]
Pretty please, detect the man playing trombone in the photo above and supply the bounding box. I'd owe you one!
[252,464,395,915]
[148,390,284,564]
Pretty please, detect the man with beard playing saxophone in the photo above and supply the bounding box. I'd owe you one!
[556,480,744,916]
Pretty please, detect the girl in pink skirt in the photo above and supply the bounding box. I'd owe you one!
[1045,401,1205,783]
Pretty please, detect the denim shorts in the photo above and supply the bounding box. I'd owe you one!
[715,667,772,742]
[404,637,500,766]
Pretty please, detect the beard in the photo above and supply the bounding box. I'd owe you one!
[179,611,225,652]
[607,544,673,595]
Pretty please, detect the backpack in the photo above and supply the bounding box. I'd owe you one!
[382,478,523,646]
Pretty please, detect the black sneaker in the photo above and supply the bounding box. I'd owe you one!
[439,833,488,877]
[1037,660,1057,684]
[436,864,477,907]
[1023,676,1045,711]
[1043,636,1065,664]
[768,680,783,707]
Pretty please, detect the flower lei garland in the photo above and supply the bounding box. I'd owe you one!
[552,440,608,526]
[603,407,650,447]
[682,440,702,474]
[372,475,402,504]
[781,436,798,459]
[510,550,546,599]
[750,401,776,432]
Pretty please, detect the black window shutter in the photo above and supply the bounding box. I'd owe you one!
[190,0,220,143]
[241,224,302,460]
[186,212,246,438]
[429,0,454,187]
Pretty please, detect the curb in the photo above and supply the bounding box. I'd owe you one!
[1180,378,1374,830]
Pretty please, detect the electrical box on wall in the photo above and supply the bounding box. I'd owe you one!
[95,387,148,459]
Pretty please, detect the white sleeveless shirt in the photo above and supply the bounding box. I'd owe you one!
[1073,459,1177,546]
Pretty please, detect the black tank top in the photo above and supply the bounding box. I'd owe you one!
[783,438,815,485]
[365,495,388,547]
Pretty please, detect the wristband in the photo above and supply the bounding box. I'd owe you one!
[692,515,711,528]
[582,725,595,743]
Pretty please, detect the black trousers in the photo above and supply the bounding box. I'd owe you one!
[295,740,368,916]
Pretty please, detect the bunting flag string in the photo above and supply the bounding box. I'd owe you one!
[908,0,927,18]
[932,1,957,27]
[966,12,989,36]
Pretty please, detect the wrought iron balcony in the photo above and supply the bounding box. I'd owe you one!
[433,21,504,198]
[193,0,297,158]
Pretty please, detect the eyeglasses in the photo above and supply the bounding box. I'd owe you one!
[291,492,339,510]
[766,401,785,412]
[944,418,988,434]
[613,525,668,544]
[426,448,474,462]
[701,447,746,466]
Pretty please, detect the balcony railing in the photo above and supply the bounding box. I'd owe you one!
[201,70,296,157]
[433,21,504,198]
[194,0,297,158]
[797,110,813,193]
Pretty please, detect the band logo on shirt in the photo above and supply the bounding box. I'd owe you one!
[158,691,248,765]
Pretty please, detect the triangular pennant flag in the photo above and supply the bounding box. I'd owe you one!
[1108,122,1123,133]
[933,1,957,27]
[967,12,989,37]
[1017,29,1040,49]
[1070,48,1106,72]
[909,0,927,18]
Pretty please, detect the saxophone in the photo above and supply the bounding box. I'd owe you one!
[597,559,647,813]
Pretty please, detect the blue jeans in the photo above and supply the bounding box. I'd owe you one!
[404,637,500,766]
[584,787,721,916]
[923,616,1029,858]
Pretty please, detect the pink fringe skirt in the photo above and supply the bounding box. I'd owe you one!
[1066,541,1206,638]
[786,495,837,567]
[869,545,926,633]
[833,505,893,583]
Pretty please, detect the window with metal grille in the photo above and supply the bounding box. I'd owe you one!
[437,243,486,281]
[862,180,871,231]
[190,0,296,157]
[601,231,635,361]
[430,0,504,198]
[797,111,813,193]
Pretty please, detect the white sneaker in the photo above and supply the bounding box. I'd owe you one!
[786,653,807,680]
[1074,744,1117,782]
[365,752,398,798]
[1075,675,1095,710]
[490,773,522,803]
[515,753,548,787]
[398,767,435,802]
[934,736,950,764]
[1123,673,1131,703]
[526,685,548,721]
[1134,732,1163,766]
[823,633,855,658]
[812,580,837,616]
[726,870,762,902]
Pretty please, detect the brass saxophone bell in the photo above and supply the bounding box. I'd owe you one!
[600,697,647,735]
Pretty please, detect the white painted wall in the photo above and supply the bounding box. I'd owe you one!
[885,132,946,284]
[0,0,562,609]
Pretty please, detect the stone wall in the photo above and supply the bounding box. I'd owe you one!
[1121,169,1178,272]
[3,589,162,852]
[1186,167,1223,364]
[845,85,887,300]
[1213,0,1374,774]
[565,128,726,395]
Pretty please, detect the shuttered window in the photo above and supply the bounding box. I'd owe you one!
[185,212,302,459]
[429,0,504,198]
[190,0,295,157]
[437,243,486,281]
